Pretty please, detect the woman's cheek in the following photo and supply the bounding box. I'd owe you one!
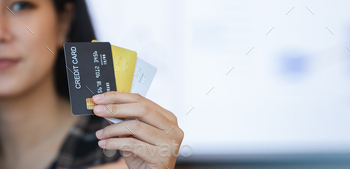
[22,11,59,87]
[0,5,60,96]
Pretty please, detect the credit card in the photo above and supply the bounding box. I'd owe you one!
[64,42,117,115]
[131,58,157,96]
[92,40,137,93]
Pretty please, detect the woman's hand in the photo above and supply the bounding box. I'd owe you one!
[92,91,184,169]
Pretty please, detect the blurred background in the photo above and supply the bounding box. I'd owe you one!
[86,0,350,168]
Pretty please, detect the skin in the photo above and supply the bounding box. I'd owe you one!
[0,0,183,169]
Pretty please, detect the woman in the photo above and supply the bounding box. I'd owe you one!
[0,0,184,168]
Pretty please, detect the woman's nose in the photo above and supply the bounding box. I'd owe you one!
[0,8,12,43]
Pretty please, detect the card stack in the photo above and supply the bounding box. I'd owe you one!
[63,40,157,123]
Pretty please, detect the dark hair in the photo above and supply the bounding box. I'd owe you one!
[53,0,96,99]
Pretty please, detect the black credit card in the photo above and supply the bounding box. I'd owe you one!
[63,42,117,115]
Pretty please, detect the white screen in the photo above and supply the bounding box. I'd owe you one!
[86,0,350,159]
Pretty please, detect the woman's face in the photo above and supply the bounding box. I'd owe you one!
[0,0,71,98]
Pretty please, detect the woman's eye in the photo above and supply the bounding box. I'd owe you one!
[11,1,34,12]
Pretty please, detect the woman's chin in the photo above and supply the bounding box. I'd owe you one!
[0,82,27,99]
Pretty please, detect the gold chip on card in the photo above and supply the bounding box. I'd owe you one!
[86,98,96,110]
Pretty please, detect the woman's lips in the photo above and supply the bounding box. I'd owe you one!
[0,58,19,71]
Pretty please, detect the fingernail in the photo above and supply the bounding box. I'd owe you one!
[94,105,106,115]
[98,140,106,148]
[96,129,103,138]
[93,94,104,101]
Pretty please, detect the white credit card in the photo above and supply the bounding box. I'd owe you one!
[130,58,157,96]
[106,58,157,124]
[105,117,124,124]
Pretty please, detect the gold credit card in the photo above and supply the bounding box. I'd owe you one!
[92,40,137,93]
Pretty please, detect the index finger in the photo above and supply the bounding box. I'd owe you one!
[93,91,142,104]
[93,91,178,124]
